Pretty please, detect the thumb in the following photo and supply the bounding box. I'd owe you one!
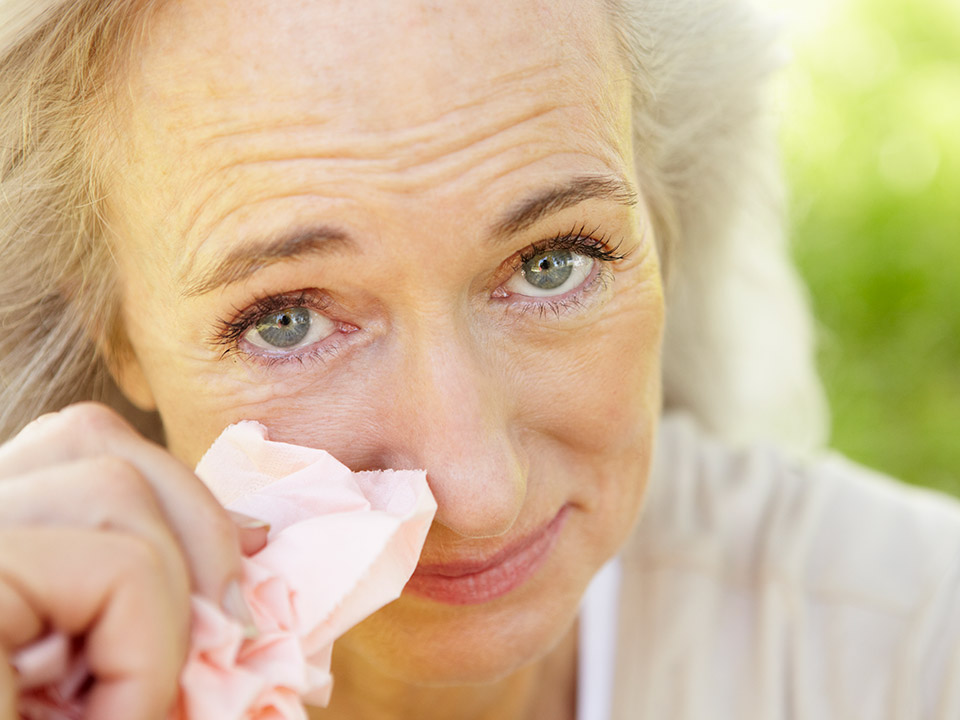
[226,511,270,556]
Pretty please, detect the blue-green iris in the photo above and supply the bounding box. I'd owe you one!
[522,250,574,290]
[254,307,311,348]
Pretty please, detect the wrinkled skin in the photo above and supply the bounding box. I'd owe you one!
[107,0,664,717]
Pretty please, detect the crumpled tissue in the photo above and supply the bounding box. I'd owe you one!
[15,421,436,720]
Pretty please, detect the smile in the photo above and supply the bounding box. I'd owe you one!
[404,506,569,605]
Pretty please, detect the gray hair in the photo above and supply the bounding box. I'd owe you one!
[0,0,828,451]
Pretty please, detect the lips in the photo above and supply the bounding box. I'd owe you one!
[404,506,569,605]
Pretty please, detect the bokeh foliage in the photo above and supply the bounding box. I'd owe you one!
[779,0,960,495]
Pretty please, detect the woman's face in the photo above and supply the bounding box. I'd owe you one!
[108,0,663,684]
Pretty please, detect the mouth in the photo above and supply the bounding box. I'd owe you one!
[404,505,569,605]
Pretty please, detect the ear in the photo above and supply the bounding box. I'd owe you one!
[103,341,157,412]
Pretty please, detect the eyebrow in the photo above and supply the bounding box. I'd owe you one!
[181,174,637,297]
[490,174,638,238]
[181,227,351,297]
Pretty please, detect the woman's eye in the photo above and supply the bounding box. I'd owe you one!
[504,249,594,298]
[243,306,336,351]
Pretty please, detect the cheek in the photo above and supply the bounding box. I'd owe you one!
[162,379,382,468]
[514,297,663,459]
[512,287,664,538]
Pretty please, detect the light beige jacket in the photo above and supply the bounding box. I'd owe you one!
[611,415,960,719]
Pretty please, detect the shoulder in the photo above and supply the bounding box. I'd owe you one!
[613,413,960,719]
[634,413,960,601]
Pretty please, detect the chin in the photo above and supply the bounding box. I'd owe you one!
[335,606,580,687]
[329,500,632,688]
[331,562,589,686]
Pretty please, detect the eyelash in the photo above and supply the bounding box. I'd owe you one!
[506,225,625,317]
[211,291,339,364]
[516,225,626,267]
[211,226,628,363]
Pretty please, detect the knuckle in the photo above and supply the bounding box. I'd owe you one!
[7,405,131,458]
[59,403,134,443]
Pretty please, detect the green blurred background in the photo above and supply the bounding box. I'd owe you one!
[777,0,960,496]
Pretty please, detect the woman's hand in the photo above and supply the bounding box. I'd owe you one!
[0,403,263,720]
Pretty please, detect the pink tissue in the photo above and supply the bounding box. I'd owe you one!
[15,421,437,720]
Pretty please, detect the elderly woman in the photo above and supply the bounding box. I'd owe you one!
[1,0,958,718]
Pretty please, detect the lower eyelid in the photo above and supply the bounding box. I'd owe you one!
[235,323,357,366]
[243,341,344,369]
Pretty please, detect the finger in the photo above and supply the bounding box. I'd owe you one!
[13,412,59,437]
[0,457,191,625]
[238,526,269,556]
[0,578,42,652]
[0,526,188,720]
[0,658,15,720]
[0,456,172,528]
[0,404,242,605]
[228,511,270,556]
[0,405,115,474]
[86,676,173,720]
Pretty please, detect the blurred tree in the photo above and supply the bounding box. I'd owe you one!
[778,0,960,495]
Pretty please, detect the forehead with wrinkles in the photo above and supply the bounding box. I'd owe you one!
[110,0,630,270]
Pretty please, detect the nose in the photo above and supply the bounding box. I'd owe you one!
[378,326,528,539]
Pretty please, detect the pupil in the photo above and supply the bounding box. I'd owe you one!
[255,307,311,348]
[523,250,573,290]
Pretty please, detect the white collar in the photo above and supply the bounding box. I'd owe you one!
[577,557,622,720]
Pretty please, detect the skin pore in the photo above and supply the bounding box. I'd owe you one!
[104,0,664,718]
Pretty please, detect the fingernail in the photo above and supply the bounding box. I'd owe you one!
[228,511,271,532]
[222,580,259,640]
